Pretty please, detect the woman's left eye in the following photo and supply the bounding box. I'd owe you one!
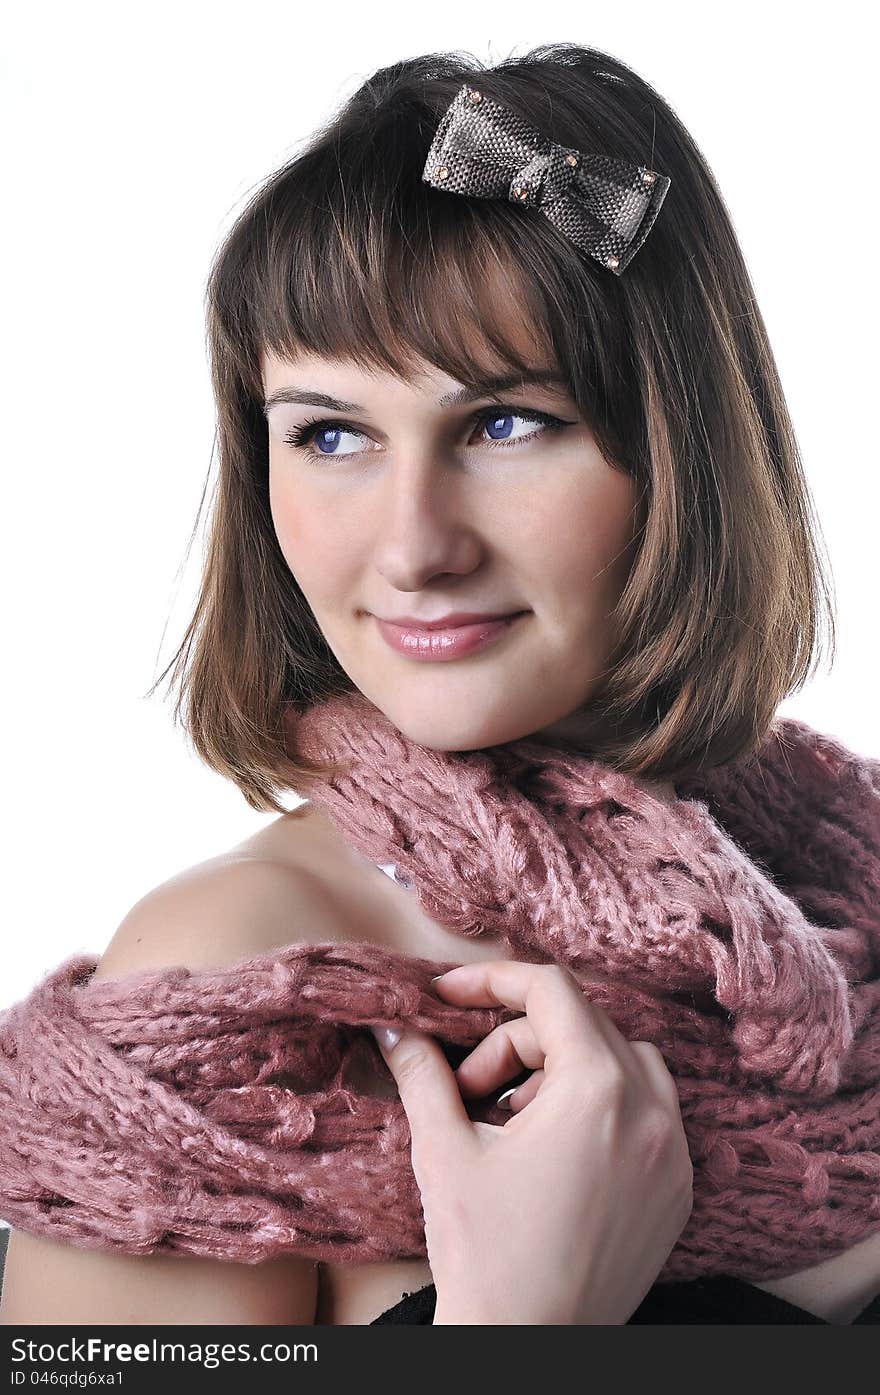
[282,407,569,461]
[476,410,562,449]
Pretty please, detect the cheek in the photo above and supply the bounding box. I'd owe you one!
[268,462,364,602]
[519,462,637,601]
[268,460,295,557]
[268,463,325,570]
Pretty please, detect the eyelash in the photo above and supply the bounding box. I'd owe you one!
[282,405,571,461]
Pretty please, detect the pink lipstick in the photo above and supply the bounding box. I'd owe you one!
[375,611,528,661]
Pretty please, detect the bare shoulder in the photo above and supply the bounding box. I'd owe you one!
[225,801,342,878]
[93,814,349,983]
[1,816,342,1324]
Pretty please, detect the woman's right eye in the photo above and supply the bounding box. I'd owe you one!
[283,419,369,458]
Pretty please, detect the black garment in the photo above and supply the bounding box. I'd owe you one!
[370,1277,880,1325]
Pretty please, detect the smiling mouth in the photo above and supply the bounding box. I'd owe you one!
[374,611,529,661]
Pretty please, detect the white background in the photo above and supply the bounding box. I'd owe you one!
[2,0,877,1015]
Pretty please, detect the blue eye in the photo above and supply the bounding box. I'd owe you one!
[308,425,354,456]
[484,413,519,442]
[282,406,571,461]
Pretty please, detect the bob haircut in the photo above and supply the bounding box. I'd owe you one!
[151,42,836,813]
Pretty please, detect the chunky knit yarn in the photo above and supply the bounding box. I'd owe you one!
[1,692,878,1282]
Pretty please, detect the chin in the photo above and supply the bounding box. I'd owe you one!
[371,700,547,755]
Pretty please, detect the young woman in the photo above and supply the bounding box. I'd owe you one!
[2,43,878,1326]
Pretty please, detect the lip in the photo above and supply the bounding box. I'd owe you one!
[375,611,528,661]
[379,611,520,629]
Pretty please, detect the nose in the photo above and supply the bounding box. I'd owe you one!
[372,454,484,593]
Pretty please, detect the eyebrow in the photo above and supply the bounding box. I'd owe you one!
[262,370,571,416]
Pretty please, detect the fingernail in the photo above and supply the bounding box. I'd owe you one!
[496,1086,516,1110]
[370,1024,402,1052]
[429,973,446,983]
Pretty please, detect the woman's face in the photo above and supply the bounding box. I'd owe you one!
[263,335,640,755]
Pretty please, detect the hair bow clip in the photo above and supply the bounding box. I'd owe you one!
[422,82,671,275]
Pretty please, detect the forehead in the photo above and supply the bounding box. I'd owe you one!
[259,352,575,421]
[260,349,472,397]
[261,347,427,383]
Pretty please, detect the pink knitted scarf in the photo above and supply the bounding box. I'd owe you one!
[1,691,879,1283]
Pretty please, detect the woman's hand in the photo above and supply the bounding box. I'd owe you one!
[371,959,694,1325]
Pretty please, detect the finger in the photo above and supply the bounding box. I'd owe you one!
[630,1041,684,1114]
[497,1068,545,1114]
[453,1013,543,1099]
[370,1025,471,1144]
[431,960,619,1073]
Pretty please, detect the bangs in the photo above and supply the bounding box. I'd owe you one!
[259,195,563,394]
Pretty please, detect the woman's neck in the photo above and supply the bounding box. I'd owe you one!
[520,719,679,809]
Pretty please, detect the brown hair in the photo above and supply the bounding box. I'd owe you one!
[149,43,836,812]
